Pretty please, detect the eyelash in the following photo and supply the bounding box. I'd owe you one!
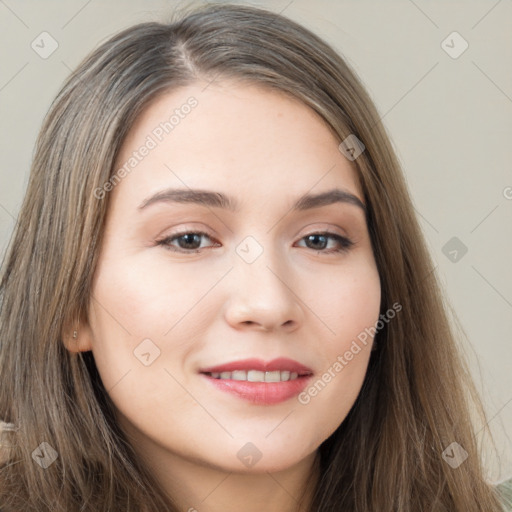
[156,230,354,255]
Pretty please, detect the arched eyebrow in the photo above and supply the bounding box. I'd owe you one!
[137,187,366,213]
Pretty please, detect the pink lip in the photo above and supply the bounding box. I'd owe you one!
[199,357,314,405]
[199,357,313,374]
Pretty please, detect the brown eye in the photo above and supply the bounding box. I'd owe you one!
[157,231,218,253]
[297,232,354,254]
[156,230,353,255]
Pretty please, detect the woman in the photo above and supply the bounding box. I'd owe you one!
[0,3,510,511]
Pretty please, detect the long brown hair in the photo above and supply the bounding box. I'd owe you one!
[0,3,508,511]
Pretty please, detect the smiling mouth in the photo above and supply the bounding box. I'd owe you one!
[198,357,314,404]
[201,369,309,382]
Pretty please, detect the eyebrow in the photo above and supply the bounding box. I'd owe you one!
[137,187,366,213]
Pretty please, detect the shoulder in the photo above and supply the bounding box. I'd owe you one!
[0,420,18,466]
[497,477,512,511]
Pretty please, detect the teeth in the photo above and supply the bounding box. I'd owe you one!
[279,371,290,381]
[248,370,266,382]
[207,370,301,382]
[264,370,281,382]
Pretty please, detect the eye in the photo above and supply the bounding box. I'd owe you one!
[294,232,354,254]
[156,230,219,253]
[156,230,354,254]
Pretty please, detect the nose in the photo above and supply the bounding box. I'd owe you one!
[223,251,304,333]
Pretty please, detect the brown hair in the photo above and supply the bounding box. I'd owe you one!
[0,3,508,511]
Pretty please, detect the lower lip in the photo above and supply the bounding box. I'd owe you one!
[200,373,313,405]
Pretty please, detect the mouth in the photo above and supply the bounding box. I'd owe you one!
[201,369,310,382]
[198,357,314,405]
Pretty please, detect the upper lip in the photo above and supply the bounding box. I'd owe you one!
[199,357,313,375]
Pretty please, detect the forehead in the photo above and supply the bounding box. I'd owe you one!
[110,81,362,210]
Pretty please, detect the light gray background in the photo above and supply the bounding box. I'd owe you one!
[0,0,511,482]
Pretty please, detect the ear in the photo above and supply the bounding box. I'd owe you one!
[61,313,94,353]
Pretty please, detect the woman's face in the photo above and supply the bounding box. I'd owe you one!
[80,81,381,476]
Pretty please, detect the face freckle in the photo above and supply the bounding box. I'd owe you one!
[84,80,381,482]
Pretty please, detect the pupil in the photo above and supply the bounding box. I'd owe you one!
[181,234,200,248]
[307,234,327,249]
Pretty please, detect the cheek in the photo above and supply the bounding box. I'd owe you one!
[86,251,225,394]
[89,251,214,340]
[294,259,381,435]
[304,255,381,344]
[326,260,381,382]
[87,262,198,428]
[324,276,380,331]
[86,258,170,389]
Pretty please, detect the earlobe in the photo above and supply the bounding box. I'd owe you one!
[62,318,93,353]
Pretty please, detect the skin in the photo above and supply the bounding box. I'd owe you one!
[67,81,381,512]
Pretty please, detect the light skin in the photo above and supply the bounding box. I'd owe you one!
[66,81,381,512]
